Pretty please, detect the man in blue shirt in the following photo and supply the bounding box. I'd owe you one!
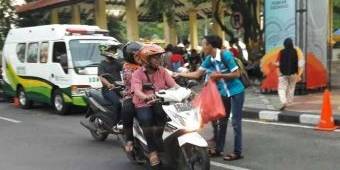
[175,35,245,161]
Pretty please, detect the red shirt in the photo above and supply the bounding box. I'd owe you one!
[230,47,240,58]
[122,63,140,99]
[131,67,177,108]
[170,54,184,63]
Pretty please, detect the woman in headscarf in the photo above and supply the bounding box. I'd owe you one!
[275,38,303,110]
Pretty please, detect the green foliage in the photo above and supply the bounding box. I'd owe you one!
[144,0,176,26]
[334,0,340,6]
[107,19,127,43]
[335,0,340,29]
[0,0,16,48]
[139,22,164,40]
[17,12,49,27]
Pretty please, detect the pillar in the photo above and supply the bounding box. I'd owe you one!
[125,0,139,41]
[256,0,261,28]
[212,0,225,40]
[71,4,81,24]
[189,9,198,50]
[95,0,107,29]
[50,9,59,24]
[163,14,177,45]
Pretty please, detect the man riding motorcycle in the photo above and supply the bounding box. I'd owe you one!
[97,42,123,129]
[131,44,179,168]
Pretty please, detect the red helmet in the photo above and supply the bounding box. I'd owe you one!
[135,44,165,63]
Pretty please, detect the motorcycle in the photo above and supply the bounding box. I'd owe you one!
[80,74,125,141]
[126,86,210,170]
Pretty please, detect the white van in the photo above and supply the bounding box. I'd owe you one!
[1,25,121,114]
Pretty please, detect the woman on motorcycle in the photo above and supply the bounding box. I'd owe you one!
[131,44,179,167]
[121,41,143,153]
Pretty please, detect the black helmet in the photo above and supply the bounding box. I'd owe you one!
[122,41,143,64]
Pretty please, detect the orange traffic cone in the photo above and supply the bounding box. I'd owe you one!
[13,97,20,108]
[315,89,337,131]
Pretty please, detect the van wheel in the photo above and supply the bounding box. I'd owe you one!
[52,90,70,115]
[17,87,33,109]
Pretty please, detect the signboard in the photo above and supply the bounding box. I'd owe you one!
[265,0,296,52]
[230,12,243,30]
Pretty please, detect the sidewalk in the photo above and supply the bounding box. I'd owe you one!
[243,86,340,126]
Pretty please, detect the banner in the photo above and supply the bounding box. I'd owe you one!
[265,0,296,52]
[307,0,328,68]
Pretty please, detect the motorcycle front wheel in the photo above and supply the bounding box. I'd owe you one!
[89,116,109,141]
[177,144,210,170]
[90,130,109,141]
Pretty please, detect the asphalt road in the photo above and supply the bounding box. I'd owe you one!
[0,102,340,170]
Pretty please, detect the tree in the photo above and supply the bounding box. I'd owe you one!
[0,0,17,48]
[334,0,340,30]
[107,19,127,43]
[139,22,164,40]
[143,0,177,41]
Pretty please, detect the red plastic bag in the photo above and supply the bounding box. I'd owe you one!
[192,80,226,124]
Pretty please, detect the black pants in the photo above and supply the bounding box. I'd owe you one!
[102,90,121,127]
[122,98,135,142]
[212,96,231,153]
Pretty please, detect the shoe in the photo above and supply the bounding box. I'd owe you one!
[223,153,244,161]
[279,103,287,111]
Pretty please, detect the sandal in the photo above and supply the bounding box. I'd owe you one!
[208,148,222,157]
[223,153,244,161]
[124,141,133,153]
[149,152,160,167]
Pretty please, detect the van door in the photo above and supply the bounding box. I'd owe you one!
[24,42,43,102]
[36,41,53,102]
[49,41,71,90]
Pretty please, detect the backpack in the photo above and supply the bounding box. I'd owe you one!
[220,51,251,88]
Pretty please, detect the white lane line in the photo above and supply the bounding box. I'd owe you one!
[243,119,340,132]
[0,116,22,123]
[211,161,251,170]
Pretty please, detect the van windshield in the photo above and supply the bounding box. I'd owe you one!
[69,39,119,68]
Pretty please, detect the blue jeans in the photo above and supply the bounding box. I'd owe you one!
[135,107,158,152]
[229,92,245,155]
[102,90,121,126]
[213,92,244,155]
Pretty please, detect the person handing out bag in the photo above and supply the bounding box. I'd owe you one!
[174,35,245,161]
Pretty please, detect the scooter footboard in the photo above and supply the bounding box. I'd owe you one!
[177,132,208,147]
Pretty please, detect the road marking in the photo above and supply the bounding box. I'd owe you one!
[0,116,22,123]
[243,119,340,132]
[211,161,251,170]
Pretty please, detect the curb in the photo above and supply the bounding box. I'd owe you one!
[243,107,340,126]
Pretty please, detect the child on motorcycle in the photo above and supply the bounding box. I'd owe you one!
[131,44,179,167]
